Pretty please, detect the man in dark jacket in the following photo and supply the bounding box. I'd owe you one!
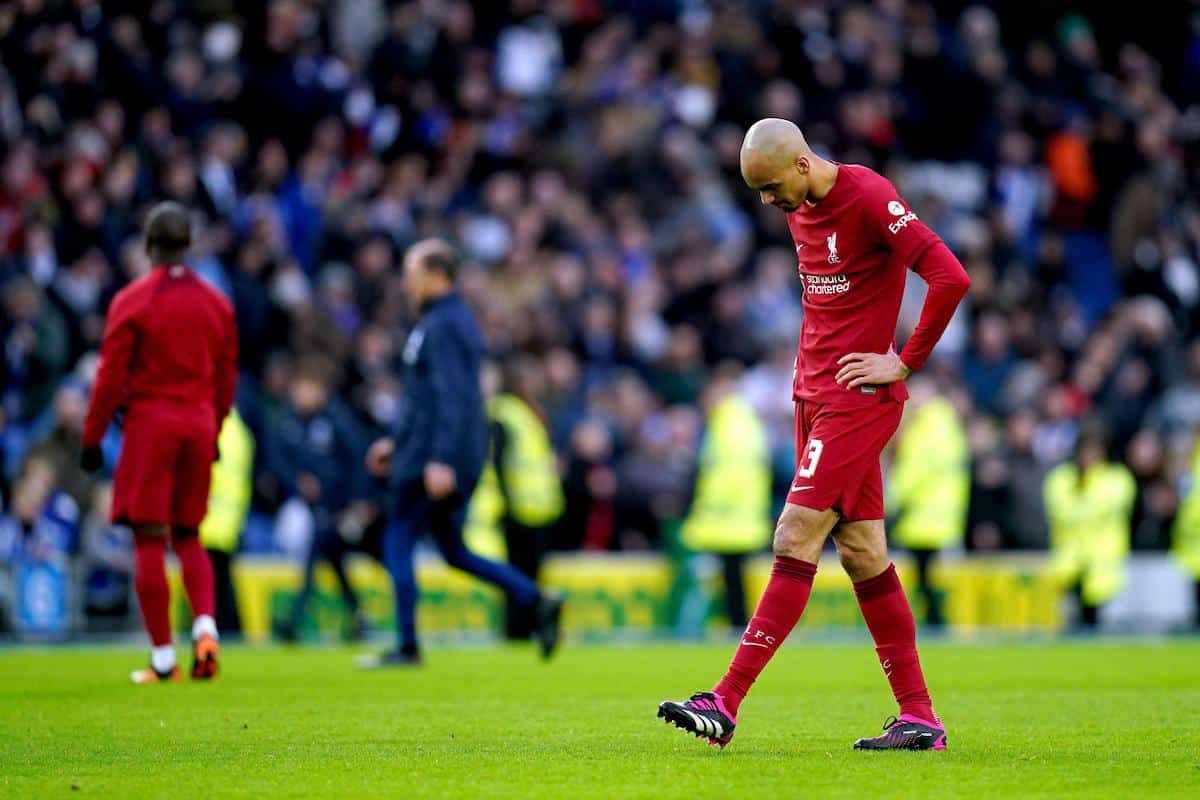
[364,239,562,666]
[267,356,377,642]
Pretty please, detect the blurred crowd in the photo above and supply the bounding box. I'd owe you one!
[3,0,1200,623]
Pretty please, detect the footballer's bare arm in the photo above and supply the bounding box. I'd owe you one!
[834,346,911,389]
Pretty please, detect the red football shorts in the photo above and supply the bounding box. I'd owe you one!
[112,419,215,527]
[787,399,903,521]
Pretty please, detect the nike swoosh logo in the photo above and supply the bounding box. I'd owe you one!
[790,485,813,492]
[740,641,769,648]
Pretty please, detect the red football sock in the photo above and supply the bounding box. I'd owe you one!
[134,535,172,647]
[853,563,936,723]
[172,529,216,620]
[713,556,817,717]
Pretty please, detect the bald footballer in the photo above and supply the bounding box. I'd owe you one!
[657,119,970,750]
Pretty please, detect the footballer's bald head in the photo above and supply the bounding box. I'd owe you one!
[740,119,811,180]
[739,118,832,211]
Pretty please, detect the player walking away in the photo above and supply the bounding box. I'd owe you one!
[362,239,564,667]
[657,119,970,751]
[81,201,238,683]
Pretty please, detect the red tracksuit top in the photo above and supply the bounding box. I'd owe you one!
[83,264,238,447]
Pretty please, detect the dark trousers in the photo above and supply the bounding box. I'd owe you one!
[503,521,550,640]
[911,548,944,627]
[1194,580,1200,629]
[1071,581,1100,628]
[719,553,748,629]
[383,481,541,653]
[290,528,361,628]
[205,549,242,635]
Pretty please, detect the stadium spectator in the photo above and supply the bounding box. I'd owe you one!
[1125,429,1178,552]
[267,357,375,642]
[1000,408,1051,550]
[79,481,133,630]
[559,417,617,552]
[0,455,79,564]
[20,379,95,516]
[2,276,70,425]
[0,455,78,634]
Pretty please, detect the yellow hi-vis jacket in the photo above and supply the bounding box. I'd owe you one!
[680,396,771,554]
[199,408,255,553]
[888,397,969,551]
[1043,460,1136,605]
[464,394,564,559]
[1170,440,1200,577]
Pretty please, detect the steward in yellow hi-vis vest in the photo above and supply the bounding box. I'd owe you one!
[680,396,771,555]
[199,407,254,633]
[1170,438,1200,629]
[465,360,564,638]
[890,397,968,550]
[886,380,968,627]
[465,394,565,556]
[1043,426,1135,628]
[679,365,771,629]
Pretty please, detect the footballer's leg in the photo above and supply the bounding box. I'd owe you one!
[119,427,183,683]
[658,502,834,748]
[834,519,945,750]
[173,527,219,679]
[172,432,221,679]
[130,524,182,684]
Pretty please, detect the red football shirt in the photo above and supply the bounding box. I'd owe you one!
[787,163,942,408]
[83,264,238,447]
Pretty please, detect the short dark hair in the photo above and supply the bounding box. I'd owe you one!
[416,239,459,281]
[502,355,542,396]
[292,354,337,387]
[144,201,192,263]
[1075,418,1109,459]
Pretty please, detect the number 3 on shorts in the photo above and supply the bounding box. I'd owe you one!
[798,438,824,479]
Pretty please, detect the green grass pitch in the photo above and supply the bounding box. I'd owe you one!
[2,639,1198,798]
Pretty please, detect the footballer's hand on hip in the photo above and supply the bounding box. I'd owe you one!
[835,346,911,388]
[365,437,395,476]
[424,462,457,499]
